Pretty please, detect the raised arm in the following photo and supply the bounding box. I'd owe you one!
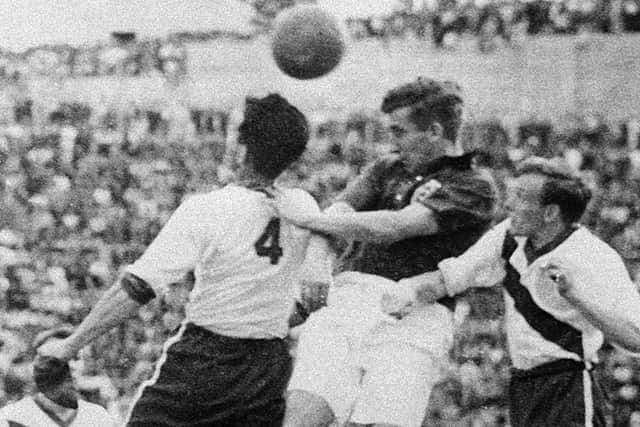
[542,251,640,353]
[38,196,207,360]
[37,274,150,360]
[279,203,439,244]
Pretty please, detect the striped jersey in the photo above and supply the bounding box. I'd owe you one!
[439,219,640,370]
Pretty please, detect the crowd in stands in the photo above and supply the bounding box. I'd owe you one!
[344,0,640,49]
[1,96,640,425]
[3,0,640,83]
[0,36,188,83]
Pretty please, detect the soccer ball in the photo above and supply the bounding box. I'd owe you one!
[271,6,345,80]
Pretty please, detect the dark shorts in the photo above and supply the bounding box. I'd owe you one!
[509,359,610,427]
[126,323,292,427]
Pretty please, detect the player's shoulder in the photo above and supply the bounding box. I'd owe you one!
[372,153,403,172]
[0,397,34,421]
[78,399,111,414]
[179,186,243,210]
[77,400,117,426]
[278,187,320,213]
[565,226,622,261]
[445,155,499,200]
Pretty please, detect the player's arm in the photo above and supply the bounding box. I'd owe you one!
[281,189,336,321]
[543,254,640,353]
[278,203,439,243]
[37,275,149,360]
[332,156,394,211]
[38,196,207,361]
[388,219,510,307]
[291,233,335,323]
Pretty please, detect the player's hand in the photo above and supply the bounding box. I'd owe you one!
[270,187,315,227]
[37,337,75,362]
[398,272,446,305]
[301,279,330,313]
[380,282,416,319]
[410,179,442,205]
[540,259,575,298]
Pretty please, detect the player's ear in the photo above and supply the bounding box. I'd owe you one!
[426,122,444,140]
[543,203,561,223]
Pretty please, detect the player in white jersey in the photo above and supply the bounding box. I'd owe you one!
[0,329,117,427]
[394,156,640,426]
[37,94,329,426]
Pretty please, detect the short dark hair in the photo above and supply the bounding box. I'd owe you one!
[515,157,592,224]
[238,94,309,179]
[33,327,74,392]
[381,77,464,141]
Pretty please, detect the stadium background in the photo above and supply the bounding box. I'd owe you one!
[2,0,640,425]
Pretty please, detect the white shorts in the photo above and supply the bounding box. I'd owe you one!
[287,272,453,427]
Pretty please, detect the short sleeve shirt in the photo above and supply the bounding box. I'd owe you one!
[337,153,498,286]
[126,185,318,338]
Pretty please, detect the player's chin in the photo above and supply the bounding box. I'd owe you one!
[509,220,526,237]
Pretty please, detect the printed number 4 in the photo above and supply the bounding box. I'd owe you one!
[254,218,283,264]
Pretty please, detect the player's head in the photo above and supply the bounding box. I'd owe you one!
[506,156,591,238]
[381,77,464,161]
[33,327,79,408]
[237,93,309,180]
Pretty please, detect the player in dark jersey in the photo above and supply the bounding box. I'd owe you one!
[399,156,640,427]
[275,78,498,427]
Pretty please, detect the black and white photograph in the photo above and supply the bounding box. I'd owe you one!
[2,0,640,426]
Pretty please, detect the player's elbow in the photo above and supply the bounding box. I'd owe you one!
[120,272,157,305]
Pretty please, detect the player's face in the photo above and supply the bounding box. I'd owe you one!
[387,106,422,150]
[505,173,547,238]
[387,106,447,163]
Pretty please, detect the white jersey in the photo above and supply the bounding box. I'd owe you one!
[127,184,318,339]
[0,397,116,427]
[439,219,640,370]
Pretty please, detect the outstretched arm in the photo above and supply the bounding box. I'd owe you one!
[38,274,152,360]
[383,220,510,308]
[275,200,439,243]
[39,195,208,360]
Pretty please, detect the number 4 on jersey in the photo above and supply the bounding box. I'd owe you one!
[254,218,283,264]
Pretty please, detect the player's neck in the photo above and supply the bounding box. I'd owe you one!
[235,168,273,190]
[529,222,573,252]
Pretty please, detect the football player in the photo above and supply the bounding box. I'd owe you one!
[275,78,498,427]
[400,156,640,426]
[37,94,331,427]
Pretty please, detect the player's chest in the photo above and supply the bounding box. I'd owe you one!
[380,171,439,210]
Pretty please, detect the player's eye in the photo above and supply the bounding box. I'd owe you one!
[389,125,407,138]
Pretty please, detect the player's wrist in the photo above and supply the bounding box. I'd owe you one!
[396,278,419,304]
[413,271,447,304]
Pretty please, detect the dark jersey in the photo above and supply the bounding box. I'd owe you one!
[336,152,497,310]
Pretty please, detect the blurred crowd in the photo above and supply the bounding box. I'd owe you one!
[0,36,188,84]
[1,95,640,425]
[343,0,640,51]
[3,0,640,84]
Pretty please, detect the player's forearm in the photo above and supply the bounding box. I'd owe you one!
[65,282,144,355]
[305,232,336,266]
[566,293,640,353]
[413,270,449,304]
[296,210,406,242]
